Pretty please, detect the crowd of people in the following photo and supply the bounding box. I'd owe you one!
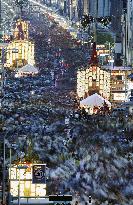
[0,68,133,204]
[0,6,133,205]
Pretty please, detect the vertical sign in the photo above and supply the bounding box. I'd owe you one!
[32,164,46,184]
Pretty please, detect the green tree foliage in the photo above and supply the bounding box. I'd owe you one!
[81,15,111,28]
[97,32,114,44]
[81,15,94,28]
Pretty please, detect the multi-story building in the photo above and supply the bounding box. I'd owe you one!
[98,0,110,17]
[83,0,89,15]
[102,65,132,103]
[122,0,133,66]
[89,0,110,17]
[77,0,83,19]
[110,0,123,32]
[110,0,124,66]
[0,42,9,96]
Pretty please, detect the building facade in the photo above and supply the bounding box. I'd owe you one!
[110,0,129,66]
[110,0,123,32]
[122,0,133,66]
[89,0,110,17]
[102,65,132,102]
[0,42,9,97]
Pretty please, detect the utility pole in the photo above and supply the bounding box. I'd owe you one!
[2,133,6,205]
[1,48,6,205]
[0,0,2,42]
[0,1,6,203]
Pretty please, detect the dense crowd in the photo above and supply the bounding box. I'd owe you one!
[0,7,133,205]
[0,69,133,205]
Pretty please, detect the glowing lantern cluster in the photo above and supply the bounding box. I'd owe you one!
[77,66,111,100]
[5,19,35,69]
[13,19,29,41]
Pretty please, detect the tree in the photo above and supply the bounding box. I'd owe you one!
[97,32,114,45]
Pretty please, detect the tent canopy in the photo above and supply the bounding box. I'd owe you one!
[17,64,38,73]
[80,93,111,107]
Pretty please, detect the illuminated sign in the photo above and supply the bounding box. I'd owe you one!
[9,163,46,197]
[32,165,46,184]
[113,93,125,101]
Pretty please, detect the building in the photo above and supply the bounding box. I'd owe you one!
[98,0,110,17]
[77,0,83,19]
[9,163,46,198]
[103,65,132,103]
[110,0,123,32]
[96,44,112,66]
[110,0,127,66]
[121,0,133,67]
[0,66,2,99]
[83,0,89,15]
[89,0,110,17]
[0,42,9,97]
[127,74,133,102]
[5,19,35,69]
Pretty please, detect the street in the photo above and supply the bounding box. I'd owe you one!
[1,1,133,205]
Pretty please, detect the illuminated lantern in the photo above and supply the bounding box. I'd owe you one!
[5,19,35,69]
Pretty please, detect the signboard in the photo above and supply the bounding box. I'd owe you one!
[115,43,122,54]
[65,117,70,125]
[32,164,46,184]
[113,93,125,101]
[49,195,72,201]
[9,163,46,197]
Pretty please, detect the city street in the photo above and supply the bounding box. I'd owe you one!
[1,0,133,205]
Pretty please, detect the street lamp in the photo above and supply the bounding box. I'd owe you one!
[2,141,19,205]
[2,133,6,205]
[1,47,18,205]
[8,143,19,179]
